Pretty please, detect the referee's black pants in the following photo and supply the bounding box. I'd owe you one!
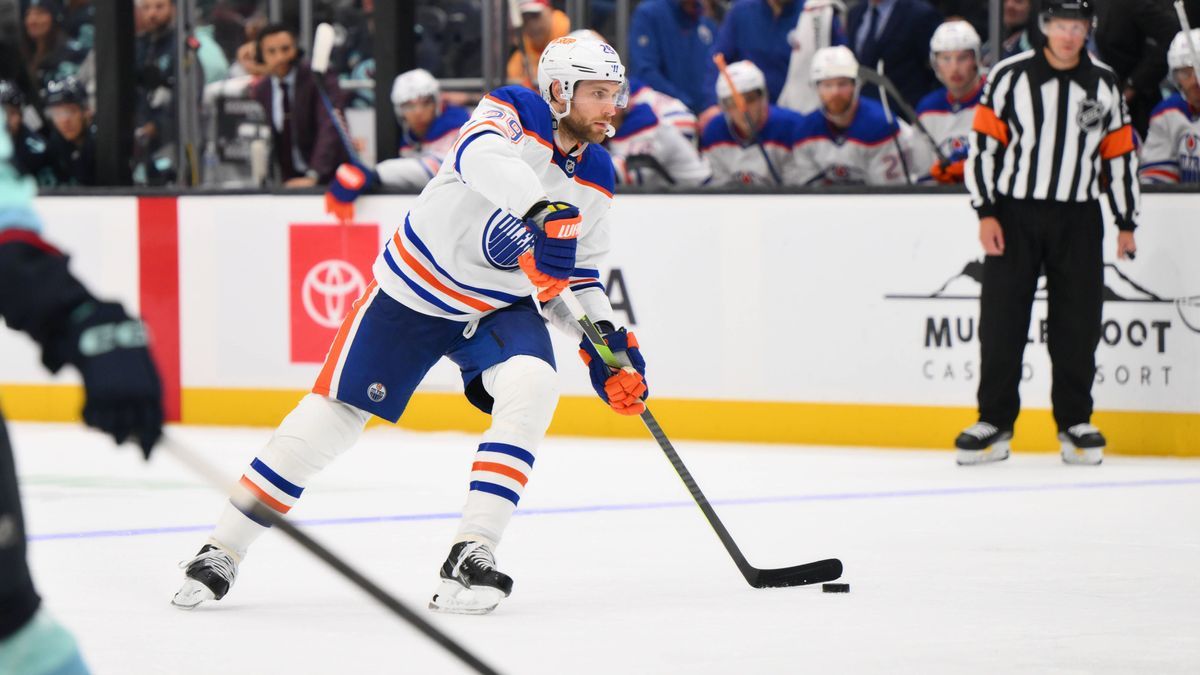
[977,197,1104,431]
[0,410,41,640]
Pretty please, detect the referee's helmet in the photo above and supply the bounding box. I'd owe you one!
[1038,0,1095,32]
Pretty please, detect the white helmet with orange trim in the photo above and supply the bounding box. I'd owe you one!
[537,36,629,134]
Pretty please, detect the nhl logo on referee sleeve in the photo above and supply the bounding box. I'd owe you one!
[367,382,387,403]
[1077,99,1106,132]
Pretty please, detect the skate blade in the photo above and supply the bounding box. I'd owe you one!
[428,579,505,615]
[956,441,1011,466]
[1059,437,1103,465]
[171,579,216,610]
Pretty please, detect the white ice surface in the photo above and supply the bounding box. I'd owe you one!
[10,422,1200,675]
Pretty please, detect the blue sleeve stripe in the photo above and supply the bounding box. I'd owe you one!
[453,129,503,176]
[569,281,605,293]
[382,247,468,315]
[250,459,304,498]
[469,481,522,506]
[230,498,273,528]
[478,442,536,467]
[572,267,599,278]
[404,216,526,304]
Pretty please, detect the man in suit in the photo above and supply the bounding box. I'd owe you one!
[848,0,944,108]
[251,24,347,188]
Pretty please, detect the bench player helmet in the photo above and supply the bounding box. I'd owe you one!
[390,68,441,119]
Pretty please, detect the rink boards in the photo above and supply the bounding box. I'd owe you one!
[2,191,1198,456]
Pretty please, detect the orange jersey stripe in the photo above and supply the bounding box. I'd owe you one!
[574,175,613,198]
[471,461,529,486]
[391,232,496,313]
[313,279,378,396]
[239,475,292,513]
[1099,125,1134,160]
[972,105,1009,146]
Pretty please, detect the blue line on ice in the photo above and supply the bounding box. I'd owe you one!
[27,476,1200,542]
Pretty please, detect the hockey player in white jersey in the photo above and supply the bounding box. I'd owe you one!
[911,21,987,184]
[325,69,470,221]
[608,101,711,187]
[699,60,804,186]
[793,46,910,186]
[1139,29,1200,184]
[174,37,650,615]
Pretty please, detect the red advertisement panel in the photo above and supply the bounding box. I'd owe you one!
[289,224,379,363]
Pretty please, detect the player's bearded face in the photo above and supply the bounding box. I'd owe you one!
[818,79,855,117]
[561,80,621,144]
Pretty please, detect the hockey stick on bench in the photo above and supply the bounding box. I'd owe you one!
[160,436,503,675]
[555,288,843,588]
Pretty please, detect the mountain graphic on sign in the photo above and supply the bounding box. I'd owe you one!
[894,260,1169,302]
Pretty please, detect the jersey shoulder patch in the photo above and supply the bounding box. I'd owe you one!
[916,87,950,115]
[760,106,803,144]
[848,98,900,145]
[576,143,616,197]
[795,109,831,143]
[482,86,554,144]
[1149,92,1190,121]
[700,114,737,150]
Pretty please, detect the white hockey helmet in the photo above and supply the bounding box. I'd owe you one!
[567,28,607,43]
[715,60,767,101]
[1167,28,1200,72]
[391,69,439,116]
[929,20,981,63]
[537,36,629,122]
[809,46,859,84]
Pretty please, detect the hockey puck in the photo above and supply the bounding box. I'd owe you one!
[822,583,850,593]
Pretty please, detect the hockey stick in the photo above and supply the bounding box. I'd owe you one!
[310,22,362,164]
[713,53,784,186]
[874,60,914,185]
[554,288,843,588]
[856,65,948,164]
[1176,2,1200,83]
[159,437,503,675]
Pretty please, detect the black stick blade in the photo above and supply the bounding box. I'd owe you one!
[749,558,843,588]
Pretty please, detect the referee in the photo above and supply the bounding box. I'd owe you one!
[957,0,1139,467]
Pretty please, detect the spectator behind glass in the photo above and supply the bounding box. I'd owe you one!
[1093,0,1181,138]
[714,0,847,106]
[19,0,87,90]
[982,0,1034,65]
[42,77,96,185]
[507,0,571,90]
[628,0,718,114]
[847,0,943,108]
[61,0,94,52]
[134,0,180,185]
[0,79,55,185]
[251,24,349,187]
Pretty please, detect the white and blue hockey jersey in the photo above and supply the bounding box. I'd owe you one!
[607,103,711,188]
[1139,93,1200,184]
[793,97,910,186]
[699,105,804,186]
[629,78,699,143]
[909,79,985,183]
[373,86,616,330]
[376,105,471,189]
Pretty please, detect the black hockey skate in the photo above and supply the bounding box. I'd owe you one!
[955,422,1013,465]
[1059,423,1105,466]
[172,544,239,609]
[428,541,513,615]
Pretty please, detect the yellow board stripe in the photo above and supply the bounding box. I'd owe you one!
[2,384,1197,457]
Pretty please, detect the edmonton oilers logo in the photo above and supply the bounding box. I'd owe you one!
[481,208,535,270]
[367,382,387,403]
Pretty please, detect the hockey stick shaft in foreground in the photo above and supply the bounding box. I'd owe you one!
[310,22,362,164]
[857,65,948,164]
[160,437,503,675]
[556,289,843,588]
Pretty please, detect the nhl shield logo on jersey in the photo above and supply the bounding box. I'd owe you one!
[1076,99,1107,132]
[482,208,535,270]
[367,382,387,403]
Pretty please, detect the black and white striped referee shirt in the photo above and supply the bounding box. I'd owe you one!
[965,48,1140,230]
